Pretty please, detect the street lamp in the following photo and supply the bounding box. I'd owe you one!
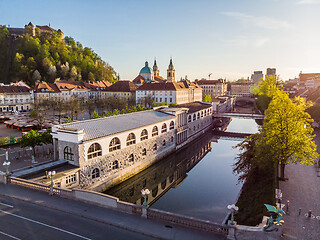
[3,161,11,175]
[227,204,239,225]
[141,189,150,207]
[48,171,56,186]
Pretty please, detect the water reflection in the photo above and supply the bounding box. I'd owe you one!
[105,131,213,207]
[105,118,258,223]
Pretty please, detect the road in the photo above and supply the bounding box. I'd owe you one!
[0,195,154,240]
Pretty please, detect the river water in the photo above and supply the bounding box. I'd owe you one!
[105,118,259,223]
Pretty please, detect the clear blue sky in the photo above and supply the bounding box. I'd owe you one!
[1,0,320,81]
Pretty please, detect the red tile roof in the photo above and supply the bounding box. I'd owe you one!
[105,81,137,92]
[0,86,31,93]
[133,75,146,85]
[299,73,320,82]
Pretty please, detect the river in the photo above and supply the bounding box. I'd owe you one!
[105,118,259,223]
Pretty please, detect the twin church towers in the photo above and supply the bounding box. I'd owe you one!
[139,58,175,82]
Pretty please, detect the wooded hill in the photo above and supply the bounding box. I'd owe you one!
[0,26,118,86]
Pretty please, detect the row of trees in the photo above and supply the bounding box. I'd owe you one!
[0,26,118,85]
[235,75,318,181]
[31,95,136,125]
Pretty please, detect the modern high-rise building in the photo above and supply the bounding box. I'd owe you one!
[251,71,264,83]
[266,68,276,76]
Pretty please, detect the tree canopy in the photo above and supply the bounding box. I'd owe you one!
[203,94,212,102]
[0,26,117,86]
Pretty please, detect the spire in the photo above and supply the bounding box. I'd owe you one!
[153,58,159,77]
[145,61,148,67]
[168,58,174,70]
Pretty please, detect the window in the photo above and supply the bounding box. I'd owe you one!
[188,115,191,123]
[140,129,148,141]
[169,121,174,130]
[201,111,204,118]
[112,160,119,169]
[128,153,134,162]
[142,148,147,156]
[197,112,200,119]
[152,126,158,137]
[153,144,157,151]
[92,168,100,179]
[170,98,172,103]
[66,174,76,184]
[88,143,102,160]
[193,114,196,121]
[162,139,166,146]
[126,133,136,146]
[64,146,74,161]
[161,123,167,133]
[109,137,121,152]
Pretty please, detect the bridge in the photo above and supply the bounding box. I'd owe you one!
[213,113,264,119]
[213,130,252,139]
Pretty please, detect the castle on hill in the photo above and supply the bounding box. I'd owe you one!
[1,22,64,38]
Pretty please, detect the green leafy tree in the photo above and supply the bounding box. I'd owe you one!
[261,90,318,179]
[40,129,53,144]
[253,75,283,112]
[91,110,101,119]
[203,94,212,102]
[20,130,42,156]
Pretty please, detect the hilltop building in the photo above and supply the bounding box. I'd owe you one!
[266,68,276,77]
[5,22,64,38]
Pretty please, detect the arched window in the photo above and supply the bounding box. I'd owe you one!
[197,112,200,119]
[201,111,204,118]
[140,129,148,141]
[64,146,74,161]
[88,143,102,160]
[126,133,136,146]
[188,115,191,123]
[152,126,158,137]
[193,114,196,121]
[109,137,121,152]
[92,168,100,179]
[169,121,174,130]
[112,160,119,169]
[161,123,167,133]
[162,139,166,146]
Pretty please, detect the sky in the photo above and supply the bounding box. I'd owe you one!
[1,0,320,81]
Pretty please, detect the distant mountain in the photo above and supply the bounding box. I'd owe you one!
[0,23,118,86]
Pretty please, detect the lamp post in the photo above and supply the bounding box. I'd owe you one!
[3,161,11,175]
[227,204,239,225]
[141,189,150,207]
[48,171,56,195]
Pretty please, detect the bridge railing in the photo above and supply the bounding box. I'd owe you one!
[9,176,61,196]
[147,208,228,235]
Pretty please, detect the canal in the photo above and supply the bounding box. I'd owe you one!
[105,118,259,223]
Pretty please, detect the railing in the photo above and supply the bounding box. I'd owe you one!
[147,208,228,235]
[9,177,61,196]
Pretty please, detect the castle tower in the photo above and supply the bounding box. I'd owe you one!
[167,58,175,82]
[153,59,159,77]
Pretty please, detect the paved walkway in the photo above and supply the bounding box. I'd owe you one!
[0,184,225,240]
[280,164,320,239]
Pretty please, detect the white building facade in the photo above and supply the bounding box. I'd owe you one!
[0,85,34,112]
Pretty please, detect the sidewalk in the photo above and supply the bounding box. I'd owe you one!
[0,184,225,240]
[280,164,320,240]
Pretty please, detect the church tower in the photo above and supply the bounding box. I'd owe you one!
[167,58,175,82]
[153,59,159,77]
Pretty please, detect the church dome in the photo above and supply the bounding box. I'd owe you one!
[140,61,153,74]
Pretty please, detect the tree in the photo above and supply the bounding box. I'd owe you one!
[253,75,283,112]
[20,130,41,156]
[31,98,49,127]
[67,96,81,120]
[32,70,41,82]
[203,94,212,102]
[261,90,318,179]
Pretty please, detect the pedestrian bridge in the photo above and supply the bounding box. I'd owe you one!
[213,113,264,119]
